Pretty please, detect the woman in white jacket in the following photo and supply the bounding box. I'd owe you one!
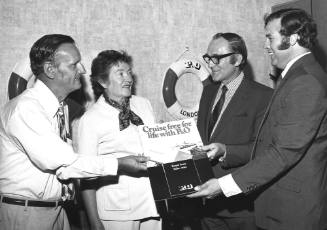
[74,50,161,230]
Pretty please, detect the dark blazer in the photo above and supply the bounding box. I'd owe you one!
[233,54,327,230]
[197,76,273,217]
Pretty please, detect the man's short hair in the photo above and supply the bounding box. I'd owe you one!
[212,32,247,70]
[30,34,75,76]
[264,8,317,49]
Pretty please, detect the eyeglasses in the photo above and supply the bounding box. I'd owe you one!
[202,53,235,65]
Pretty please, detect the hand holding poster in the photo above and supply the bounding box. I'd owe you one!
[138,118,203,164]
[138,118,214,200]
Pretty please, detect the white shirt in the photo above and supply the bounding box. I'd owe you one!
[281,52,311,79]
[218,53,311,197]
[0,80,118,200]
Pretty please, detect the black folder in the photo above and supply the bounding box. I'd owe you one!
[147,154,214,200]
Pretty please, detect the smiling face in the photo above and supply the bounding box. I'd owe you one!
[103,62,133,104]
[53,43,86,94]
[206,37,240,84]
[265,18,293,69]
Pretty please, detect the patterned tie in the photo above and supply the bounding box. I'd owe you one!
[208,85,228,136]
[56,102,75,201]
[57,103,68,141]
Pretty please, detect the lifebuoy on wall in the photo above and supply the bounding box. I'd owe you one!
[8,58,33,99]
[162,59,211,119]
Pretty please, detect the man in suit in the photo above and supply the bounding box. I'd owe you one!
[188,8,327,230]
[197,32,272,230]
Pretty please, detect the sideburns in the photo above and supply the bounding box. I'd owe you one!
[277,36,291,50]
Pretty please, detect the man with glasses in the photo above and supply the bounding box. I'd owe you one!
[189,8,327,230]
[196,32,272,230]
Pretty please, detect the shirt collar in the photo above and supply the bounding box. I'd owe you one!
[33,80,61,117]
[281,52,311,79]
[223,71,244,90]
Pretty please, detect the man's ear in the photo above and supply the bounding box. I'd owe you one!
[290,34,299,46]
[233,54,243,67]
[43,62,56,79]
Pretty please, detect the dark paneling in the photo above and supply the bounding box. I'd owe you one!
[272,0,311,12]
[312,0,327,71]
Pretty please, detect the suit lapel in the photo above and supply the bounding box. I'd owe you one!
[250,54,311,159]
[249,83,280,159]
[209,78,249,142]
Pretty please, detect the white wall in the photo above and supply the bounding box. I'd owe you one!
[0,0,291,121]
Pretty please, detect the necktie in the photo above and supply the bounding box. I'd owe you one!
[56,102,75,201]
[57,103,68,141]
[208,85,228,135]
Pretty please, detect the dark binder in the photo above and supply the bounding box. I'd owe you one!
[147,154,214,200]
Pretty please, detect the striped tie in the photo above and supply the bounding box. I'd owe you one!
[208,85,228,135]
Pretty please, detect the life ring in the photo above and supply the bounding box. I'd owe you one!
[162,59,211,119]
[8,58,33,99]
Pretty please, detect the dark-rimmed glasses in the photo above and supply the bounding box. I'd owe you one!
[202,53,235,65]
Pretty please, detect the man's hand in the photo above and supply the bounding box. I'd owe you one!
[202,143,226,161]
[117,155,149,174]
[186,178,222,199]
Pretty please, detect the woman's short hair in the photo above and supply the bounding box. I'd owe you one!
[90,50,132,100]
